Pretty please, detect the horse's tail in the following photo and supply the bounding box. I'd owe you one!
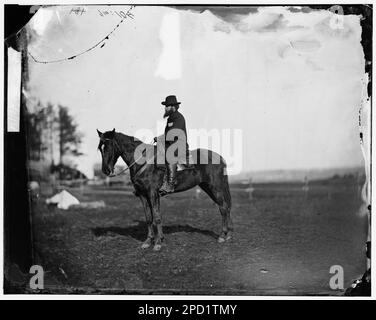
[221,159,232,210]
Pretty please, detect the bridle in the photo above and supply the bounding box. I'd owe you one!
[101,137,155,177]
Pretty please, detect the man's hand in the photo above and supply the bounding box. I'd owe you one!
[154,134,165,143]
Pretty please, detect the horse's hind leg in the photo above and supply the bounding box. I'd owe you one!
[139,195,154,249]
[221,178,233,242]
[199,182,232,243]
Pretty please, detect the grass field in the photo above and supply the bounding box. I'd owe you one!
[28,180,367,295]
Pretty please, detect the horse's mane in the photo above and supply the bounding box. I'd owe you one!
[114,132,145,147]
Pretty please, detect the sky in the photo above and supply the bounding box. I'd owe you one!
[26,5,366,178]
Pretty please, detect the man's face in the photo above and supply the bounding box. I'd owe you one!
[163,105,175,118]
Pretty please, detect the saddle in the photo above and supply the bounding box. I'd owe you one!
[135,150,195,179]
[151,141,195,171]
[155,152,195,171]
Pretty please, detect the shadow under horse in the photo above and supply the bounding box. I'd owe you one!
[97,129,233,251]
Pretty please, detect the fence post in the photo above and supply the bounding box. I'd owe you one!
[302,175,309,199]
[246,178,254,200]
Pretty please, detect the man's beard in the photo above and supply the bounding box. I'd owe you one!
[163,108,174,118]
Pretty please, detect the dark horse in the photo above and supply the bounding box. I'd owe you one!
[97,129,232,251]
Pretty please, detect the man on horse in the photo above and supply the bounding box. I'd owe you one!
[155,95,189,194]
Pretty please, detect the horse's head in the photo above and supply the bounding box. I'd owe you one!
[97,128,121,176]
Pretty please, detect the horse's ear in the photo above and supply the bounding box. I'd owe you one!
[97,129,103,137]
[112,128,115,133]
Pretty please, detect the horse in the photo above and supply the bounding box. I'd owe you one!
[97,128,233,251]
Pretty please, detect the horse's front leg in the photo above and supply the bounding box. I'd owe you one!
[139,195,154,249]
[151,192,164,251]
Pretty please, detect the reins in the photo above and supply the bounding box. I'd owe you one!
[108,138,155,178]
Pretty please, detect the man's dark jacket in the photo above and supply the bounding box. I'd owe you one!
[164,110,189,162]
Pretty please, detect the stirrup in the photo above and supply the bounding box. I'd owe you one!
[159,185,174,194]
[159,181,175,195]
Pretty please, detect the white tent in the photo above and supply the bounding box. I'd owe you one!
[46,190,80,210]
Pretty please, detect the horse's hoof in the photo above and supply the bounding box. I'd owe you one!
[218,237,226,243]
[141,242,151,249]
[153,244,162,251]
[218,233,232,243]
[141,238,153,249]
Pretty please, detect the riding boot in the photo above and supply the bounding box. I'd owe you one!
[159,163,177,194]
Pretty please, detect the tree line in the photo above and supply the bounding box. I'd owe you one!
[26,102,83,167]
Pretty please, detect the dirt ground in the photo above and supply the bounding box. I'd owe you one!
[28,180,367,295]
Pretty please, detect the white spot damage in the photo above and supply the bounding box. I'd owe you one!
[155,12,182,80]
[30,7,54,36]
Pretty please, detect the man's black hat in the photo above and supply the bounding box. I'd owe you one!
[161,95,181,106]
